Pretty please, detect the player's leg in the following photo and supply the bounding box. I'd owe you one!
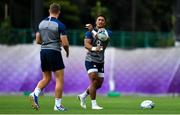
[53,69,67,111]
[50,50,66,111]
[96,72,104,90]
[96,63,104,90]
[90,63,104,109]
[30,49,52,110]
[96,75,104,90]
[78,61,97,109]
[88,72,98,100]
[55,69,64,102]
[88,72,103,110]
[37,71,52,90]
[77,87,89,109]
[78,73,103,110]
[30,71,52,110]
[78,85,90,100]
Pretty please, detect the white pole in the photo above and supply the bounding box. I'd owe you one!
[5,3,8,19]
[109,48,115,91]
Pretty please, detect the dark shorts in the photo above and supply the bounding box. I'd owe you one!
[40,49,65,72]
[85,61,104,74]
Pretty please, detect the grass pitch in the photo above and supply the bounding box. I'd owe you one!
[0,95,180,114]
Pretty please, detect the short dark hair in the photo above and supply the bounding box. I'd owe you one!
[96,15,106,21]
[49,3,60,14]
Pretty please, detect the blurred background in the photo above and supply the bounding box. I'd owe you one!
[0,0,180,96]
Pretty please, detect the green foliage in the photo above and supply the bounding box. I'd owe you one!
[136,0,174,31]
[44,0,80,29]
[0,17,13,44]
[91,1,108,18]
[1,0,176,31]
[0,18,33,45]
[91,1,110,26]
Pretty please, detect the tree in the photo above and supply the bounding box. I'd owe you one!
[90,1,110,27]
[136,0,175,31]
[0,16,13,44]
[44,0,80,29]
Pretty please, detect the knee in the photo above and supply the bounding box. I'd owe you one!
[89,73,97,78]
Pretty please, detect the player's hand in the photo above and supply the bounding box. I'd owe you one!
[91,46,103,52]
[66,51,69,58]
[96,46,103,52]
[85,24,93,31]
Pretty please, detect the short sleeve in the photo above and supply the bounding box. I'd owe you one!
[107,30,112,38]
[58,23,67,35]
[85,31,92,40]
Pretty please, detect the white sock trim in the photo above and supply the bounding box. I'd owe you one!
[91,100,97,106]
[34,87,41,97]
[80,91,88,98]
[55,98,62,107]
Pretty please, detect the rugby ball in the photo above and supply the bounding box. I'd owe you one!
[140,100,155,109]
[97,28,109,41]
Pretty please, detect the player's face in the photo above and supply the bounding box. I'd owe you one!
[96,16,106,28]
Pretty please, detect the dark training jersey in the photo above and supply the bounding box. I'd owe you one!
[85,28,112,63]
[38,17,67,52]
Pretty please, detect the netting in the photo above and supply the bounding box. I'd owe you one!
[0,45,180,94]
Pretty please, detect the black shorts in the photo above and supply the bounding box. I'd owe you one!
[85,61,104,74]
[40,49,65,72]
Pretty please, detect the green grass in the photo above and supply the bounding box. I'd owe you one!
[0,95,180,114]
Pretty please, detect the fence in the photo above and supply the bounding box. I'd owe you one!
[0,45,180,94]
[0,29,175,48]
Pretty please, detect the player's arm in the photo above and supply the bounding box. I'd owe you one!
[85,24,98,38]
[84,39,92,51]
[35,32,42,44]
[84,38,102,52]
[60,35,69,57]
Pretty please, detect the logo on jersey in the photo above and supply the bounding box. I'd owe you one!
[96,40,101,46]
